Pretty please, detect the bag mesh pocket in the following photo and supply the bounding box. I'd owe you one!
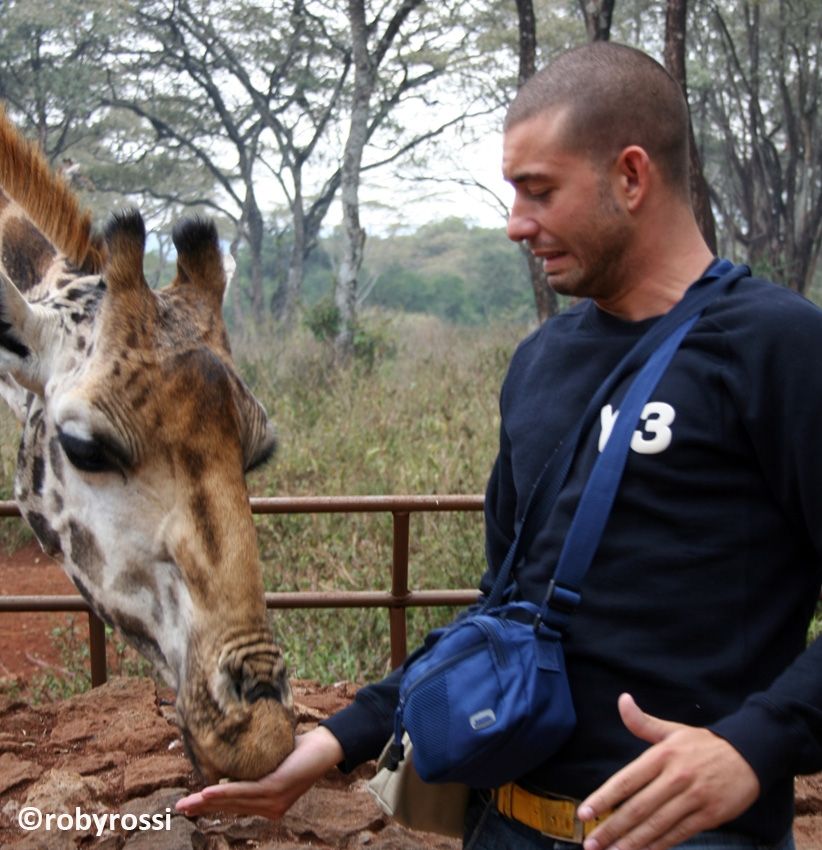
[405,675,450,767]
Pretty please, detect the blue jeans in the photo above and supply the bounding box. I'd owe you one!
[463,795,796,850]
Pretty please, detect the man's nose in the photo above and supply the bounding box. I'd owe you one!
[506,197,539,244]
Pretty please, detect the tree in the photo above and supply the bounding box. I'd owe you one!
[0,0,113,203]
[334,0,425,361]
[663,0,717,252]
[578,0,615,41]
[330,0,503,357]
[694,0,822,293]
[96,0,346,328]
[514,0,559,322]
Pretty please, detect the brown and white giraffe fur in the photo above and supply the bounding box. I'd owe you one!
[0,107,294,782]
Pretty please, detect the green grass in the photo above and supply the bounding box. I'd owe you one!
[238,314,522,681]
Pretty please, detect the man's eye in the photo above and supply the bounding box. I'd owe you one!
[57,429,127,474]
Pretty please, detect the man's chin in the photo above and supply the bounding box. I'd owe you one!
[546,270,583,297]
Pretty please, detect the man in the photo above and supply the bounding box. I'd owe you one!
[177,43,822,849]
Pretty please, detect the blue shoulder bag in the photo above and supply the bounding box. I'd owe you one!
[391,261,750,788]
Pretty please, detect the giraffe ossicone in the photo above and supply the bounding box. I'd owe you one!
[0,106,294,782]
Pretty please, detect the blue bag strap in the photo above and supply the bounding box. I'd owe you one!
[482,259,749,614]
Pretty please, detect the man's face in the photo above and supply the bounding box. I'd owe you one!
[502,108,633,302]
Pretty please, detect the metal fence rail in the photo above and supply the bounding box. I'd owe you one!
[0,495,484,686]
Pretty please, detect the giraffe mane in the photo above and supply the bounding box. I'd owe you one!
[0,105,106,274]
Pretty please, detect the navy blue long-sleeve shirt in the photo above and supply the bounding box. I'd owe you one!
[323,273,822,842]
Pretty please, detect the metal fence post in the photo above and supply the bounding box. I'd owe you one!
[88,612,107,687]
[390,511,411,668]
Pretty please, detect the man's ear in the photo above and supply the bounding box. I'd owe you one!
[614,145,652,212]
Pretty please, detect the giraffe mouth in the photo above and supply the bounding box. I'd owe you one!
[176,641,295,782]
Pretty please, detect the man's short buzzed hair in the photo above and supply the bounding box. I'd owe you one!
[505,42,691,195]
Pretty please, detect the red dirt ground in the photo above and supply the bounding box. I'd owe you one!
[1,544,821,848]
[0,543,81,684]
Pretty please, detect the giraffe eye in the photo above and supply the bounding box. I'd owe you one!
[57,428,130,475]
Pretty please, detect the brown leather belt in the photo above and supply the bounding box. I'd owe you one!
[493,782,612,843]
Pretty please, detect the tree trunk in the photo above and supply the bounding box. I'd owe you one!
[663,0,718,253]
[514,0,557,322]
[333,0,425,359]
[335,0,374,364]
[521,246,558,322]
[229,227,246,334]
[515,0,537,84]
[281,175,306,327]
[245,199,265,320]
[578,0,616,41]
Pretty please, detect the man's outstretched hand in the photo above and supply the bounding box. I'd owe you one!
[176,726,344,821]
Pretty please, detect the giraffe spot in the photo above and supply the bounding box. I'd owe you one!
[49,437,64,484]
[179,447,204,481]
[126,330,139,349]
[31,455,45,495]
[115,611,167,669]
[68,520,104,585]
[115,564,159,596]
[64,288,89,302]
[116,564,163,624]
[190,489,220,564]
[124,369,141,391]
[130,384,151,411]
[2,217,56,292]
[0,314,30,359]
[25,511,62,557]
[16,439,27,473]
[165,581,180,622]
[72,575,115,628]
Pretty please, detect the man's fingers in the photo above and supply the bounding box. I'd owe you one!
[581,781,700,850]
[177,781,271,810]
[578,747,662,823]
[199,781,274,799]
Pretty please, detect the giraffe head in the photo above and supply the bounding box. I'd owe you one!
[0,108,294,782]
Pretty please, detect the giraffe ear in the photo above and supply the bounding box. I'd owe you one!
[103,209,151,297]
[171,217,226,307]
[0,268,57,397]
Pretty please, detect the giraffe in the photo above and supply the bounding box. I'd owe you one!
[0,107,294,782]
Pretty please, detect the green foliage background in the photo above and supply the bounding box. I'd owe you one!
[226,217,535,330]
[240,315,522,682]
